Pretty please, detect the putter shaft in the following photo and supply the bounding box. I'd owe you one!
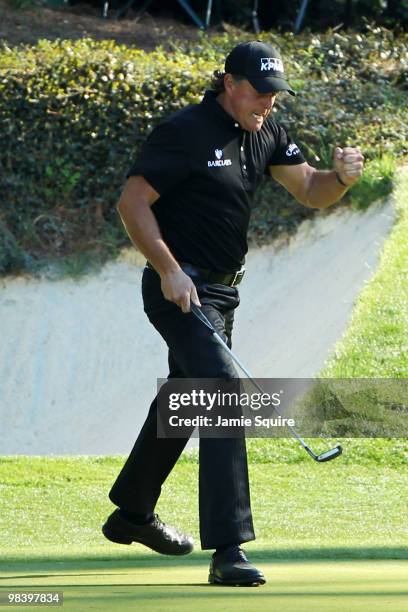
[190,303,342,462]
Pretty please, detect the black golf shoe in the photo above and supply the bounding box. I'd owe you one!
[102,509,194,556]
[208,546,265,586]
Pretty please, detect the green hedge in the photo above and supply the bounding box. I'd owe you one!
[0,27,407,275]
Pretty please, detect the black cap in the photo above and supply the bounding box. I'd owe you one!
[225,41,295,96]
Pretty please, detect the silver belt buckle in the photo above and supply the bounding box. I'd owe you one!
[231,267,245,287]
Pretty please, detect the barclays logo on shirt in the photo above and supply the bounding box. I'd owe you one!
[208,148,232,167]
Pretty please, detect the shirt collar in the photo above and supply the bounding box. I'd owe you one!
[200,90,243,131]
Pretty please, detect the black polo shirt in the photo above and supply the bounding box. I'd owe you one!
[128,89,306,273]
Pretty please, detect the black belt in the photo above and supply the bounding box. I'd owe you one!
[146,261,245,287]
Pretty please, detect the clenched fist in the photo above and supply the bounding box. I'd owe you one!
[333,147,364,186]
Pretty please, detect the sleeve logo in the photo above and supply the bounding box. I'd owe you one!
[286,143,300,157]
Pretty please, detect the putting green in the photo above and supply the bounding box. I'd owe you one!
[1,559,407,611]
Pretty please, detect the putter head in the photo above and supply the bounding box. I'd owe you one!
[316,444,343,462]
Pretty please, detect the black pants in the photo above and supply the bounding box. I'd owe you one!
[109,266,255,550]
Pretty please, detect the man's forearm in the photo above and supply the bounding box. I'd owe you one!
[306,169,350,209]
[118,198,181,277]
[117,176,200,311]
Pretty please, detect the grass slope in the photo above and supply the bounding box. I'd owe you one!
[323,166,408,377]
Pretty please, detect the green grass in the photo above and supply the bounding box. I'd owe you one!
[1,454,407,610]
[322,166,408,378]
[1,453,407,560]
[1,561,408,611]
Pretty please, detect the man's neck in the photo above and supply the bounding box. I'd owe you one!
[216,92,238,125]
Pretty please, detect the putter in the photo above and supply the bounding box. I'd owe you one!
[190,303,342,463]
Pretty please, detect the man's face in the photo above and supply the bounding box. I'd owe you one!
[222,77,278,132]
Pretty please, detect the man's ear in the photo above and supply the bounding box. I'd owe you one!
[224,73,235,95]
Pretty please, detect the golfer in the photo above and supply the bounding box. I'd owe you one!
[102,40,364,586]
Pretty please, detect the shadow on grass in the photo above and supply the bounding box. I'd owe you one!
[1,546,408,576]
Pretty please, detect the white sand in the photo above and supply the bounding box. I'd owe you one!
[0,199,395,454]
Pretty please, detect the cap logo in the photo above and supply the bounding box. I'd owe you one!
[260,57,284,72]
[215,149,223,160]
